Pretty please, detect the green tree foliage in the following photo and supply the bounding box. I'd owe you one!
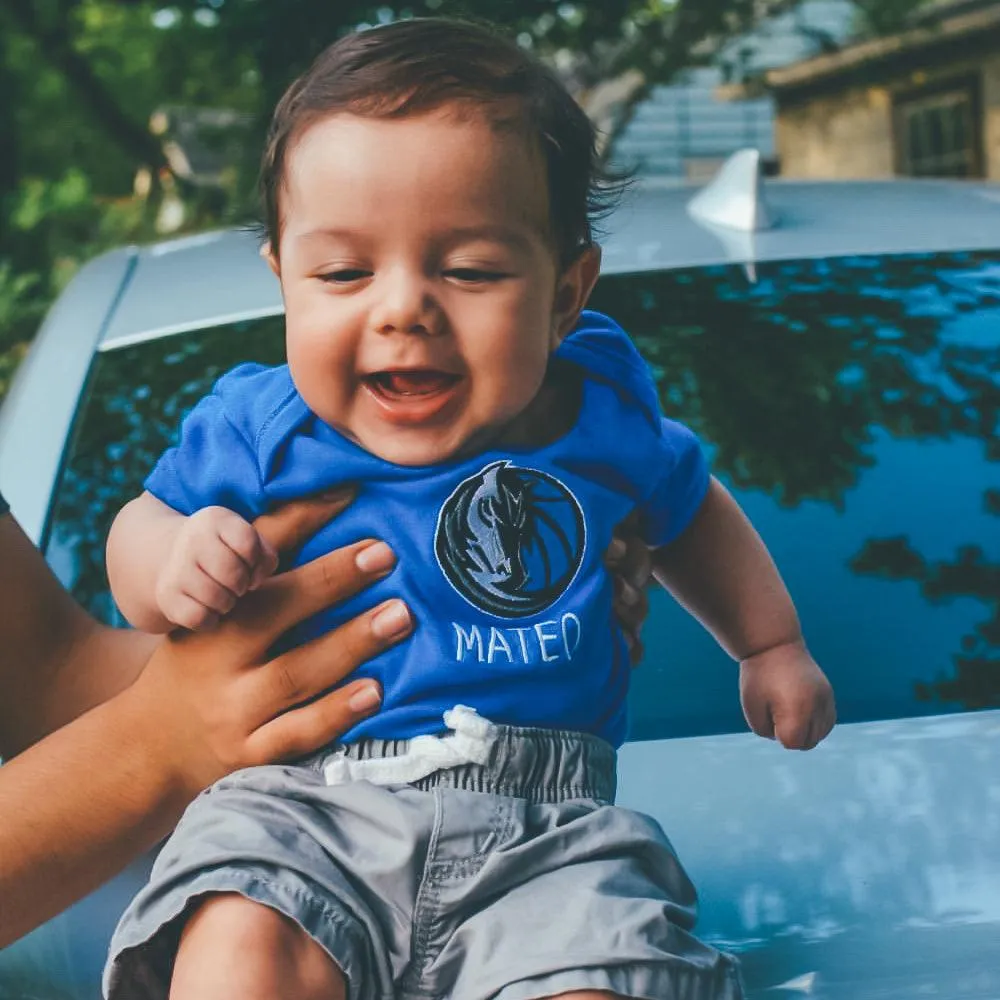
[0,0,252,391]
[852,0,933,35]
[0,0,843,396]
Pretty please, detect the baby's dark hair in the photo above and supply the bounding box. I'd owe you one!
[260,17,623,266]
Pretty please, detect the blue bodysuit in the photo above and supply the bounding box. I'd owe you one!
[145,310,709,748]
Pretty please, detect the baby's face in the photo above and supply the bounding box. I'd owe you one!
[271,108,589,466]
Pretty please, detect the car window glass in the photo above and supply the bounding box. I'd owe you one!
[47,253,1000,739]
[588,251,1000,738]
[46,315,286,624]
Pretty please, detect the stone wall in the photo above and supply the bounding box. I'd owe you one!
[981,53,1000,180]
[775,51,1000,179]
[776,85,895,178]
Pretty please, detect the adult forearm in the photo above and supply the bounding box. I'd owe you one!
[18,626,158,752]
[0,515,114,756]
[653,476,802,661]
[0,681,186,948]
[0,492,404,947]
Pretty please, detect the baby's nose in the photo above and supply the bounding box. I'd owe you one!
[371,273,441,336]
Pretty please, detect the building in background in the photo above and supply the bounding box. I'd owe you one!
[607,0,857,182]
[731,0,1000,180]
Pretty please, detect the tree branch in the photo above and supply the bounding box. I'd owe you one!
[0,0,171,174]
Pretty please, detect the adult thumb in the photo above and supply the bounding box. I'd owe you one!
[252,486,358,559]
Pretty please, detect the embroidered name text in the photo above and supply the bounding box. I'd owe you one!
[452,613,582,665]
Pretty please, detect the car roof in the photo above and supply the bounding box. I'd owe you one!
[100,176,1000,350]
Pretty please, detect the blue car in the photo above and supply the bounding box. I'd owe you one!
[1,154,999,998]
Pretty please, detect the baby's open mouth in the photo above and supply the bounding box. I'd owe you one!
[364,371,462,398]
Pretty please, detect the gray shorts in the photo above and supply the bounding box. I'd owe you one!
[104,721,743,1000]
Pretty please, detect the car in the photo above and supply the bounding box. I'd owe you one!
[2,152,999,998]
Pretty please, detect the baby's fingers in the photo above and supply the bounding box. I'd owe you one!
[807,698,837,749]
[774,712,813,750]
[215,516,276,591]
[160,589,221,632]
[774,690,835,749]
[196,537,252,596]
[184,565,240,617]
[741,693,775,740]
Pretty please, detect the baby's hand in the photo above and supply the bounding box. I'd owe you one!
[156,506,279,631]
[739,641,836,750]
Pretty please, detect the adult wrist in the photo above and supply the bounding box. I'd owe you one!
[114,670,206,828]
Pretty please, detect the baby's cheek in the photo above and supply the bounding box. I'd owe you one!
[289,349,353,426]
[477,379,536,431]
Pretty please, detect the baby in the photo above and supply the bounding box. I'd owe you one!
[103,18,835,1000]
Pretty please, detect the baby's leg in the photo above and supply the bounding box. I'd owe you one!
[169,893,346,1000]
[543,993,626,999]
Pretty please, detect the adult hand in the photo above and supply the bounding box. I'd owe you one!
[0,488,412,947]
[606,514,652,666]
[130,488,412,801]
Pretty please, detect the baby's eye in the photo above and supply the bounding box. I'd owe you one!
[318,269,371,284]
[445,268,506,284]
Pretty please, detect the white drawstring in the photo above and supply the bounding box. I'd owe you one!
[323,705,497,787]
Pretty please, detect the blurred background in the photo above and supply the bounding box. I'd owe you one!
[0,0,995,400]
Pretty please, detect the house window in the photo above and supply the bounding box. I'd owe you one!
[896,85,981,178]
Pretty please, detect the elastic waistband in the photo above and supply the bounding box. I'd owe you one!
[332,714,617,805]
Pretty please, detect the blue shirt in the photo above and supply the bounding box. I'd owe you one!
[145,311,709,747]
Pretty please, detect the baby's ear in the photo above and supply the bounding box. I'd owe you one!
[551,244,602,346]
[261,241,281,278]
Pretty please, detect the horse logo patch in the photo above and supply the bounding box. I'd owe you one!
[435,461,586,618]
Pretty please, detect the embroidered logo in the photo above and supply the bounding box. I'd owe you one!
[435,461,586,619]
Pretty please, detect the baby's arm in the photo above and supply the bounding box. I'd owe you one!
[107,493,277,634]
[653,476,836,749]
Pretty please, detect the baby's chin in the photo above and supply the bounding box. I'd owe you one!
[354,429,471,469]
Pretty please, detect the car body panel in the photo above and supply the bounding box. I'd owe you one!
[618,712,1000,999]
[101,229,283,351]
[78,179,1000,357]
[605,178,1000,274]
[2,711,999,998]
[1,179,994,370]
[0,248,135,543]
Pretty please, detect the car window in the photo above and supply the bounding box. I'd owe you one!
[46,314,287,624]
[46,252,1000,740]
